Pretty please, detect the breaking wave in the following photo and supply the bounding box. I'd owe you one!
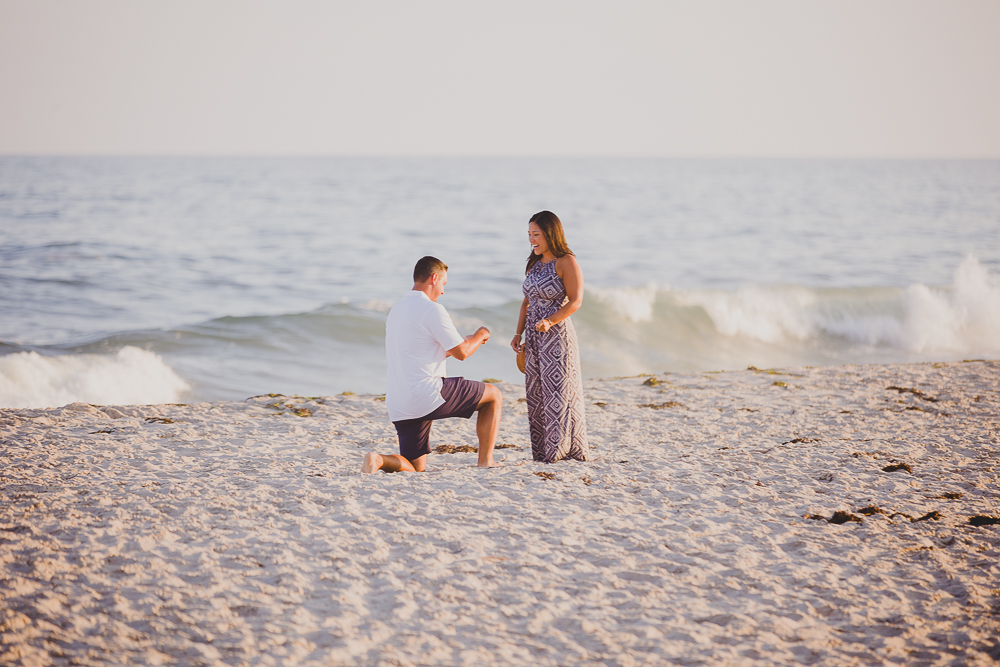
[2,257,996,403]
[0,346,191,409]
[675,255,1000,353]
[579,255,1000,375]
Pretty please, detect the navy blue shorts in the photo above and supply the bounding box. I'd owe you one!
[393,377,486,461]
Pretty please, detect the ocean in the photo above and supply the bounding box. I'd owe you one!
[1,156,999,408]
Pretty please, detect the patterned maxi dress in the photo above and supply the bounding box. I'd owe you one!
[522,259,589,463]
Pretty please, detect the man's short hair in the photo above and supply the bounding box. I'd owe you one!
[413,256,448,283]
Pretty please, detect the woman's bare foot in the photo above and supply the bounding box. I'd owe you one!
[361,452,383,473]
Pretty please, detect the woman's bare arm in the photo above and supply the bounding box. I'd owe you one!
[511,297,529,351]
[535,255,583,331]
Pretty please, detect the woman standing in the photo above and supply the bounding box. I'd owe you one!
[510,211,589,463]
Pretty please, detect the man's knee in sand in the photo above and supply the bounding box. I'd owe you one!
[363,384,503,473]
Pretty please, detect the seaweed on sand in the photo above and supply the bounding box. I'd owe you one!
[783,437,818,445]
[969,515,1000,526]
[886,386,939,402]
[433,444,478,454]
[804,512,865,524]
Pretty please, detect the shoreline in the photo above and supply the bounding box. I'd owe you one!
[2,359,999,665]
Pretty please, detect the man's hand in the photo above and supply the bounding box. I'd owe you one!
[449,326,490,360]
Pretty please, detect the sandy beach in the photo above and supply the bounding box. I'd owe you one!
[1,359,998,666]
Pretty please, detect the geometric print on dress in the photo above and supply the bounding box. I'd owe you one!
[522,259,589,463]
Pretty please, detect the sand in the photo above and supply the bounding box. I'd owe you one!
[1,360,999,666]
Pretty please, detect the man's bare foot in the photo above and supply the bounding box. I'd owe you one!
[362,452,383,473]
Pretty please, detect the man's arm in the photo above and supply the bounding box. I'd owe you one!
[447,326,490,361]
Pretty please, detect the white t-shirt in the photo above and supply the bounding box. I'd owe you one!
[385,290,466,421]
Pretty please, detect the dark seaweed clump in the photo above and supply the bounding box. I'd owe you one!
[433,444,478,454]
[811,507,941,524]
[436,443,519,453]
[969,515,1000,526]
[882,463,913,474]
[886,386,939,402]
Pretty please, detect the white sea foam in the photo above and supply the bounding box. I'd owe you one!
[590,284,660,323]
[900,255,1000,353]
[0,346,190,409]
[677,285,818,343]
[339,298,395,314]
[815,256,1000,355]
[678,256,1000,356]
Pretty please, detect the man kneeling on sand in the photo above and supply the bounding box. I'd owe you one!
[362,256,501,473]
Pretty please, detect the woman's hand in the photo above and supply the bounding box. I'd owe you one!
[510,335,522,352]
[535,318,553,333]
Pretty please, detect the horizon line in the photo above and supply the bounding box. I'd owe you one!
[2,152,1000,162]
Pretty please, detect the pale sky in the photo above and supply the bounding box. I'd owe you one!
[1,0,998,158]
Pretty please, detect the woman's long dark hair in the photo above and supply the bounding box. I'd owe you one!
[525,210,574,275]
